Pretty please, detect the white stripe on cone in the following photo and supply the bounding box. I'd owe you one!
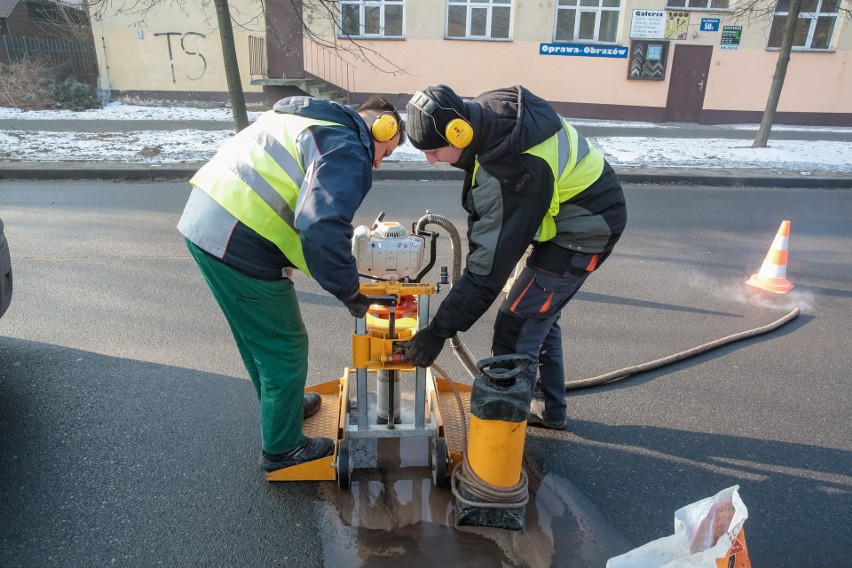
[746,220,793,294]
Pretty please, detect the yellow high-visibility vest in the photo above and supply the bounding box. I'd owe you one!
[190,113,343,275]
[521,119,605,242]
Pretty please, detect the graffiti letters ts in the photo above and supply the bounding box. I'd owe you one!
[153,32,207,83]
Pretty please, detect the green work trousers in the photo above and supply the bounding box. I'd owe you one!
[186,239,308,455]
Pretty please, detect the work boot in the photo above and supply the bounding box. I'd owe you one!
[260,437,335,472]
[527,413,569,430]
[527,397,568,430]
[303,392,322,419]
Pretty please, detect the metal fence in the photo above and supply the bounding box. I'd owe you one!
[1,35,98,83]
[303,38,354,98]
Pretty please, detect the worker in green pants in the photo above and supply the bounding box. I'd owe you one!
[186,239,309,455]
[179,95,405,472]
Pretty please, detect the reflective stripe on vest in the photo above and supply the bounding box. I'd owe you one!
[523,118,605,242]
[190,113,343,275]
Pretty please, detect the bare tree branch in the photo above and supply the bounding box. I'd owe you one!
[82,0,406,75]
[715,0,851,146]
[77,0,408,128]
[293,0,407,76]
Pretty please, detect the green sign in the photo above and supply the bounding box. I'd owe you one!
[721,26,742,50]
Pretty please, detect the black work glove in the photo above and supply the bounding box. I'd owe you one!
[344,293,371,318]
[403,325,450,368]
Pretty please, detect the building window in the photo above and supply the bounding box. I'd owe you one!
[340,0,404,38]
[447,0,512,40]
[27,0,89,25]
[555,0,621,44]
[666,0,730,9]
[768,0,838,50]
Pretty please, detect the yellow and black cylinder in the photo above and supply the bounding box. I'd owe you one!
[454,355,532,531]
[467,374,530,487]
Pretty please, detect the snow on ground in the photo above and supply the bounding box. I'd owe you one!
[1,102,851,172]
[600,137,851,173]
[0,129,234,164]
[0,102,266,122]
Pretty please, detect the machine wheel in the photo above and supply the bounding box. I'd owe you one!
[430,436,449,488]
[336,440,351,490]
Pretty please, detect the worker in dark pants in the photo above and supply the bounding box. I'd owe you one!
[403,85,626,429]
[179,95,405,471]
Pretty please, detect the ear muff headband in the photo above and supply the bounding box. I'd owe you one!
[411,91,473,149]
[371,113,399,143]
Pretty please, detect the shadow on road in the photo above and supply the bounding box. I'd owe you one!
[0,337,328,568]
[528,417,851,568]
[0,337,629,568]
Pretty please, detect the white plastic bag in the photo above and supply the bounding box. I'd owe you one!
[606,485,751,568]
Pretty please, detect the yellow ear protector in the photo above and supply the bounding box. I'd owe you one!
[411,91,474,149]
[371,113,399,143]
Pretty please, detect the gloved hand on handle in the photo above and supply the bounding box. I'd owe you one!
[344,292,371,318]
[402,323,452,368]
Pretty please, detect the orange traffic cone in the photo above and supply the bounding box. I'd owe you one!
[746,220,793,294]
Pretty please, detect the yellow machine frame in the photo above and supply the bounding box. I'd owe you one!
[266,280,471,487]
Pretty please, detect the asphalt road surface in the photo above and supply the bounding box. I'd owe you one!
[1,180,850,567]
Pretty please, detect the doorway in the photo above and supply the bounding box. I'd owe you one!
[266,0,305,79]
[665,45,713,122]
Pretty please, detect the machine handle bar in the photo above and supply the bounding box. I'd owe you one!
[477,354,532,380]
[367,295,398,307]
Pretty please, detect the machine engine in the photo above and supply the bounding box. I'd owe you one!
[352,221,425,279]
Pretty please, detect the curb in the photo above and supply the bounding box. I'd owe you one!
[613,171,852,189]
[0,165,201,182]
[1,163,850,189]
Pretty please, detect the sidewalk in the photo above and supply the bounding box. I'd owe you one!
[3,160,851,189]
[1,112,850,188]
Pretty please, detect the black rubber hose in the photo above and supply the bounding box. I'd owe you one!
[415,213,463,281]
[415,213,479,378]
[415,214,801,392]
[564,307,801,390]
[435,310,801,510]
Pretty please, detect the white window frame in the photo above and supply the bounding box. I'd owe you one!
[767,0,839,51]
[664,0,731,10]
[553,0,622,44]
[339,0,405,39]
[445,0,514,41]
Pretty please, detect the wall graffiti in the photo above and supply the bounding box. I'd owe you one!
[153,32,207,83]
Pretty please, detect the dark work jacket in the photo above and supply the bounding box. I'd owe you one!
[430,86,626,338]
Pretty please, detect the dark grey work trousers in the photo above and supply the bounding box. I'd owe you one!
[492,244,611,422]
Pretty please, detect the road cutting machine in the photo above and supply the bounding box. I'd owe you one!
[265,213,472,489]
